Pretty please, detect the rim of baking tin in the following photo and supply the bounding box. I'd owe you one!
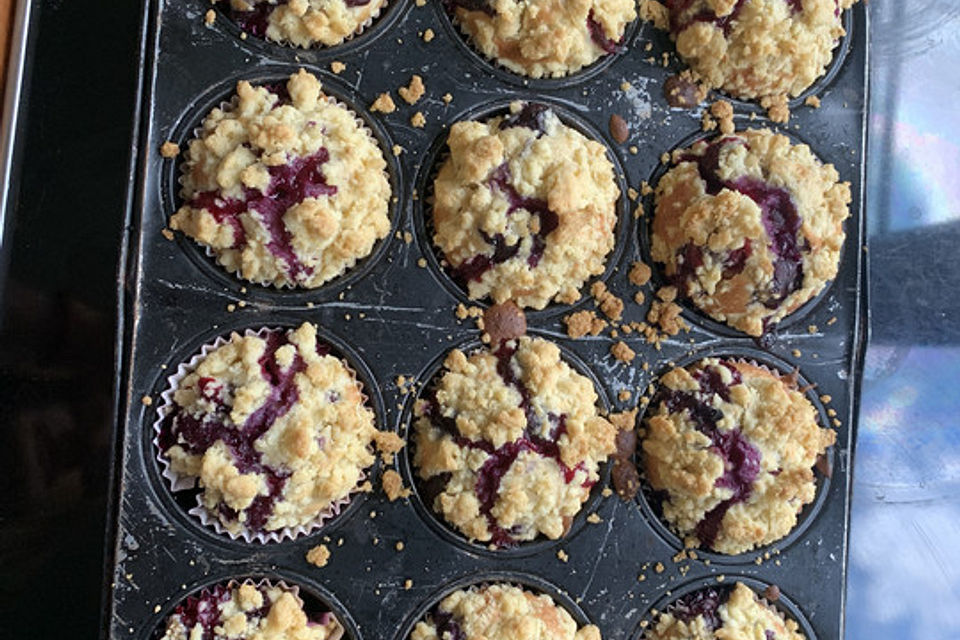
[661,6,855,111]
[140,571,363,640]
[140,317,387,549]
[631,346,836,566]
[397,331,613,559]
[629,574,818,640]
[210,0,411,61]
[158,64,403,307]
[433,0,643,89]
[413,96,633,322]
[638,125,848,343]
[393,569,594,640]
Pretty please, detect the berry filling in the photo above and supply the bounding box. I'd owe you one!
[670,587,724,630]
[417,343,590,547]
[673,137,806,312]
[586,10,621,54]
[160,331,333,532]
[499,102,550,135]
[667,0,806,36]
[431,609,467,640]
[188,144,337,282]
[452,161,559,285]
[654,361,762,549]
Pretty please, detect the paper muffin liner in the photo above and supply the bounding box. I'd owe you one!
[174,86,391,291]
[162,578,345,640]
[227,0,389,49]
[153,324,374,544]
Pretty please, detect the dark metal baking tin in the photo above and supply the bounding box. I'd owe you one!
[104,2,869,639]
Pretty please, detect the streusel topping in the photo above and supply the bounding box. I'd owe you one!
[220,0,387,48]
[171,69,390,288]
[642,358,835,554]
[433,101,619,310]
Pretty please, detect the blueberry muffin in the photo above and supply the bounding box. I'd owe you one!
[433,101,619,310]
[444,0,636,78]
[158,322,381,537]
[411,583,600,640]
[171,69,391,288]
[645,582,804,640]
[161,581,343,640]
[642,357,834,554]
[664,0,858,99]
[219,0,387,48]
[412,336,616,547]
[651,129,850,336]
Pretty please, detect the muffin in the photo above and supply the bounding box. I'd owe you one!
[644,582,804,640]
[642,357,835,554]
[412,336,616,547]
[171,69,391,289]
[651,129,850,336]
[161,581,343,640]
[411,583,600,640]
[433,101,619,310]
[663,0,858,100]
[157,322,381,538]
[219,0,387,48]
[444,0,636,78]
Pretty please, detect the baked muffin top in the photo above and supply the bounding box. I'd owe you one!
[412,335,616,547]
[411,583,601,640]
[664,0,858,99]
[221,0,388,48]
[433,101,619,310]
[171,69,390,289]
[645,582,805,640]
[161,582,343,640]
[158,322,380,537]
[642,357,834,554]
[445,0,636,78]
[651,129,850,336]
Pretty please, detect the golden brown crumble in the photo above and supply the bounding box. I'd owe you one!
[399,75,425,105]
[370,92,396,114]
[611,341,636,363]
[305,544,331,567]
[564,310,608,338]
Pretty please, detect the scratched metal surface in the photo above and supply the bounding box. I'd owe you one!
[104,2,868,639]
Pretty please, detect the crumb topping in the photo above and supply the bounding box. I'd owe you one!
[219,0,387,48]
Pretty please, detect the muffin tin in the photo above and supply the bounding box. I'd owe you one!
[105,2,869,638]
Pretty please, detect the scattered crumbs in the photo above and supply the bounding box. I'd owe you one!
[240,31,248,40]
[672,550,688,563]
[827,408,837,418]
[620,80,632,91]
[755,556,764,565]
[638,574,647,582]
[382,469,412,501]
[611,341,636,363]
[805,95,822,108]
[633,203,644,219]
[160,141,180,158]
[154,605,161,614]
[590,281,624,321]
[641,361,649,371]
[760,94,790,123]
[307,301,315,308]
[602,486,613,497]
[647,299,687,337]
[656,285,677,303]
[238,301,246,308]
[634,291,645,304]
[204,9,216,25]
[688,550,698,560]
[226,303,236,312]
[422,28,435,42]
[827,316,838,326]
[403,231,413,244]
[660,151,670,164]
[610,329,619,338]
[410,111,426,128]
[306,544,331,568]
[808,324,818,334]
[586,512,602,524]
[701,110,717,132]
[833,418,842,427]
[557,549,569,563]
[627,187,639,201]
[330,61,346,74]
[820,394,832,404]
[399,75,426,105]
[395,541,405,552]
[618,389,632,402]
[716,574,726,582]
[141,395,153,407]
[415,0,426,5]
[654,562,665,574]
[709,100,735,135]
[369,510,377,519]
[344,313,351,321]
[564,310,608,338]
[629,261,652,287]
[404,579,413,590]
[374,431,405,463]
[370,92,396,114]
[372,537,379,545]
[392,144,403,156]
[640,180,653,196]
[417,257,428,268]
[161,228,175,241]
[792,348,802,358]
[442,93,453,104]
[629,145,639,155]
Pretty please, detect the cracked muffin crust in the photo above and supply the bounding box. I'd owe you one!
[651,129,850,336]
[444,0,636,78]
[161,582,344,640]
[433,102,619,310]
[171,69,391,289]
[642,357,835,555]
[412,336,616,547]
[664,0,858,100]
[218,0,387,48]
[410,583,601,640]
[158,322,380,537]
[644,582,805,640]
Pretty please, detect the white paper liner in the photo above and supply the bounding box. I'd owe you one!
[174,85,391,291]
[153,324,374,544]
[164,578,345,640]
[230,0,389,49]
